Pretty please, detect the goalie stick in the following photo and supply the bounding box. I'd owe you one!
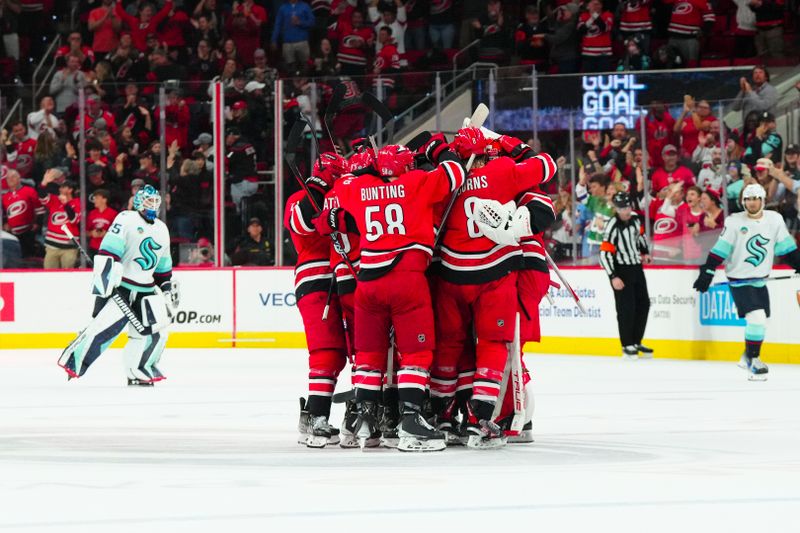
[711,274,800,287]
[491,312,525,435]
[61,225,154,336]
[433,103,490,249]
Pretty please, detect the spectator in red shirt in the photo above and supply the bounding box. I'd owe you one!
[226,0,267,67]
[636,100,675,168]
[55,31,96,70]
[115,0,174,52]
[577,0,614,73]
[88,0,122,55]
[155,89,191,151]
[651,144,696,196]
[1,168,43,257]
[5,121,37,182]
[372,26,401,94]
[698,189,723,233]
[334,9,374,76]
[87,189,119,257]
[680,184,705,259]
[158,1,191,52]
[674,95,716,160]
[38,169,81,269]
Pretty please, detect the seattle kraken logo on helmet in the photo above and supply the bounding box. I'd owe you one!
[134,237,162,270]
[745,234,770,267]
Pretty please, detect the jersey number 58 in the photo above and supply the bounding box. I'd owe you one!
[365,203,406,242]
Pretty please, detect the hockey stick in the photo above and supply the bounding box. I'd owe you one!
[545,251,587,315]
[433,103,490,249]
[61,225,152,335]
[711,274,800,287]
[491,312,525,435]
[323,84,347,154]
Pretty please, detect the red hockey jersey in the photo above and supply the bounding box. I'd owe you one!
[651,165,696,193]
[665,0,715,35]
[286,189,335,300]
[436,154,556,284]
[2,185,43,235]
[335,158,465,280]
[87,206,119,251]
[335,23,374,67]
[619,0,653,33]
[578,11,614,56]
[40,193,80,248]
[7,138,37,180]
[517,188,555,273]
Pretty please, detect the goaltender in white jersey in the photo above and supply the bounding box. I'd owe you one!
[693,184,800,381]
[58,185,180,386]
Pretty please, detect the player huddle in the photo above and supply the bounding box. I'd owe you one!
[286,123,557,451]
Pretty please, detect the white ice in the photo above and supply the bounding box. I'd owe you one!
[1,349,799,532]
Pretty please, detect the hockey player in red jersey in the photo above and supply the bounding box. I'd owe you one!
[315,136,466,452]
[285,153,351,448]
[430,126,556,448]
[292,151,365,448]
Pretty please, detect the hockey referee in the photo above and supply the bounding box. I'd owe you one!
[599,192,654,360]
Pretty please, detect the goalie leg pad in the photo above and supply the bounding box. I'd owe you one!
[138,292,171,333]
[58,298,128,378]
[124,330,168,382]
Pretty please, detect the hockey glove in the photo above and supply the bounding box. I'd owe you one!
[474,199,518,247]
[160,280,180,317]
[498,135,533,161]
[305,173,333,196]
[692,267,714,293]
[313,208,345,236]
[421,133,449,164]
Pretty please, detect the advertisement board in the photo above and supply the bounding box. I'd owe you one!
[1,267,798,363]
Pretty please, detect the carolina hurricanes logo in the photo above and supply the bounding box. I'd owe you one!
[51,212,69,225]
[586,20,601,37]
[7,200,27,218]
[343,81,359,99]
[484,24,500,36]
[654,218,678,235]
[674,2,693,14]
[16,154,32,172]
[343,35,365,48]
[626,0,643,10]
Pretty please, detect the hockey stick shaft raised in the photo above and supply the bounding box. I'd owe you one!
[545,251,587,315]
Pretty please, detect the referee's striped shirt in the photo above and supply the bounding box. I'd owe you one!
[599,213,650,278]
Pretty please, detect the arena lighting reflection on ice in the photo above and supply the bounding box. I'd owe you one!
[582,74,646,130]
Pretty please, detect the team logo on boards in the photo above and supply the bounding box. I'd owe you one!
[0,283,15,322]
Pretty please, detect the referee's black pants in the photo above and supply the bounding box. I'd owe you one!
[611,264,650,347]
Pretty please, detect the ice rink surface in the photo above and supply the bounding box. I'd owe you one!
[1,349,800,532]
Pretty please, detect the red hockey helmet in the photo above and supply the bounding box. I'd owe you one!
[348,149,375,172]
[313,152,347,180]
[452,126,490,158]
[485,139,501,160]
[376,144,414,177]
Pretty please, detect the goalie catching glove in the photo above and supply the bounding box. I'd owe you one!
[473,199,533,247]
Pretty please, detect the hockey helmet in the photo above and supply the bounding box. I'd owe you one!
[612,191,632,209]
[348,149,375,172]
[313,152,347,180]
[133,184,162,221]
[453,126,490,158]
[376,144,414,177]
[742,183,766,215]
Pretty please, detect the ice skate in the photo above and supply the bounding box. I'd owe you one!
[297,397,311,445]
[398,409,446,452]
[622,345,639,361]
[339,399,361,448]
[354,401,381,450]
[306,415,341,448]
[636,344,654,359]
[433,397,463,445]
[507,420,534,444]
[379,402,400,449]
[127,378,154,387]
[739,354,768,381]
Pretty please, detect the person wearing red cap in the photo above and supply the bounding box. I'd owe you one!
[651,144,696,196]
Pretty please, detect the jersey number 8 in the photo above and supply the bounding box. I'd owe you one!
[464,197,485,238]
[365,203,406,242]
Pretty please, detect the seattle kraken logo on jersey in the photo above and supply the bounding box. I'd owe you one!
[745,234,770,267]
[134,237,162,270]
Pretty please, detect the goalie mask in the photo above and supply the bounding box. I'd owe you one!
[376,144,414,177]
[133,185,162,222]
